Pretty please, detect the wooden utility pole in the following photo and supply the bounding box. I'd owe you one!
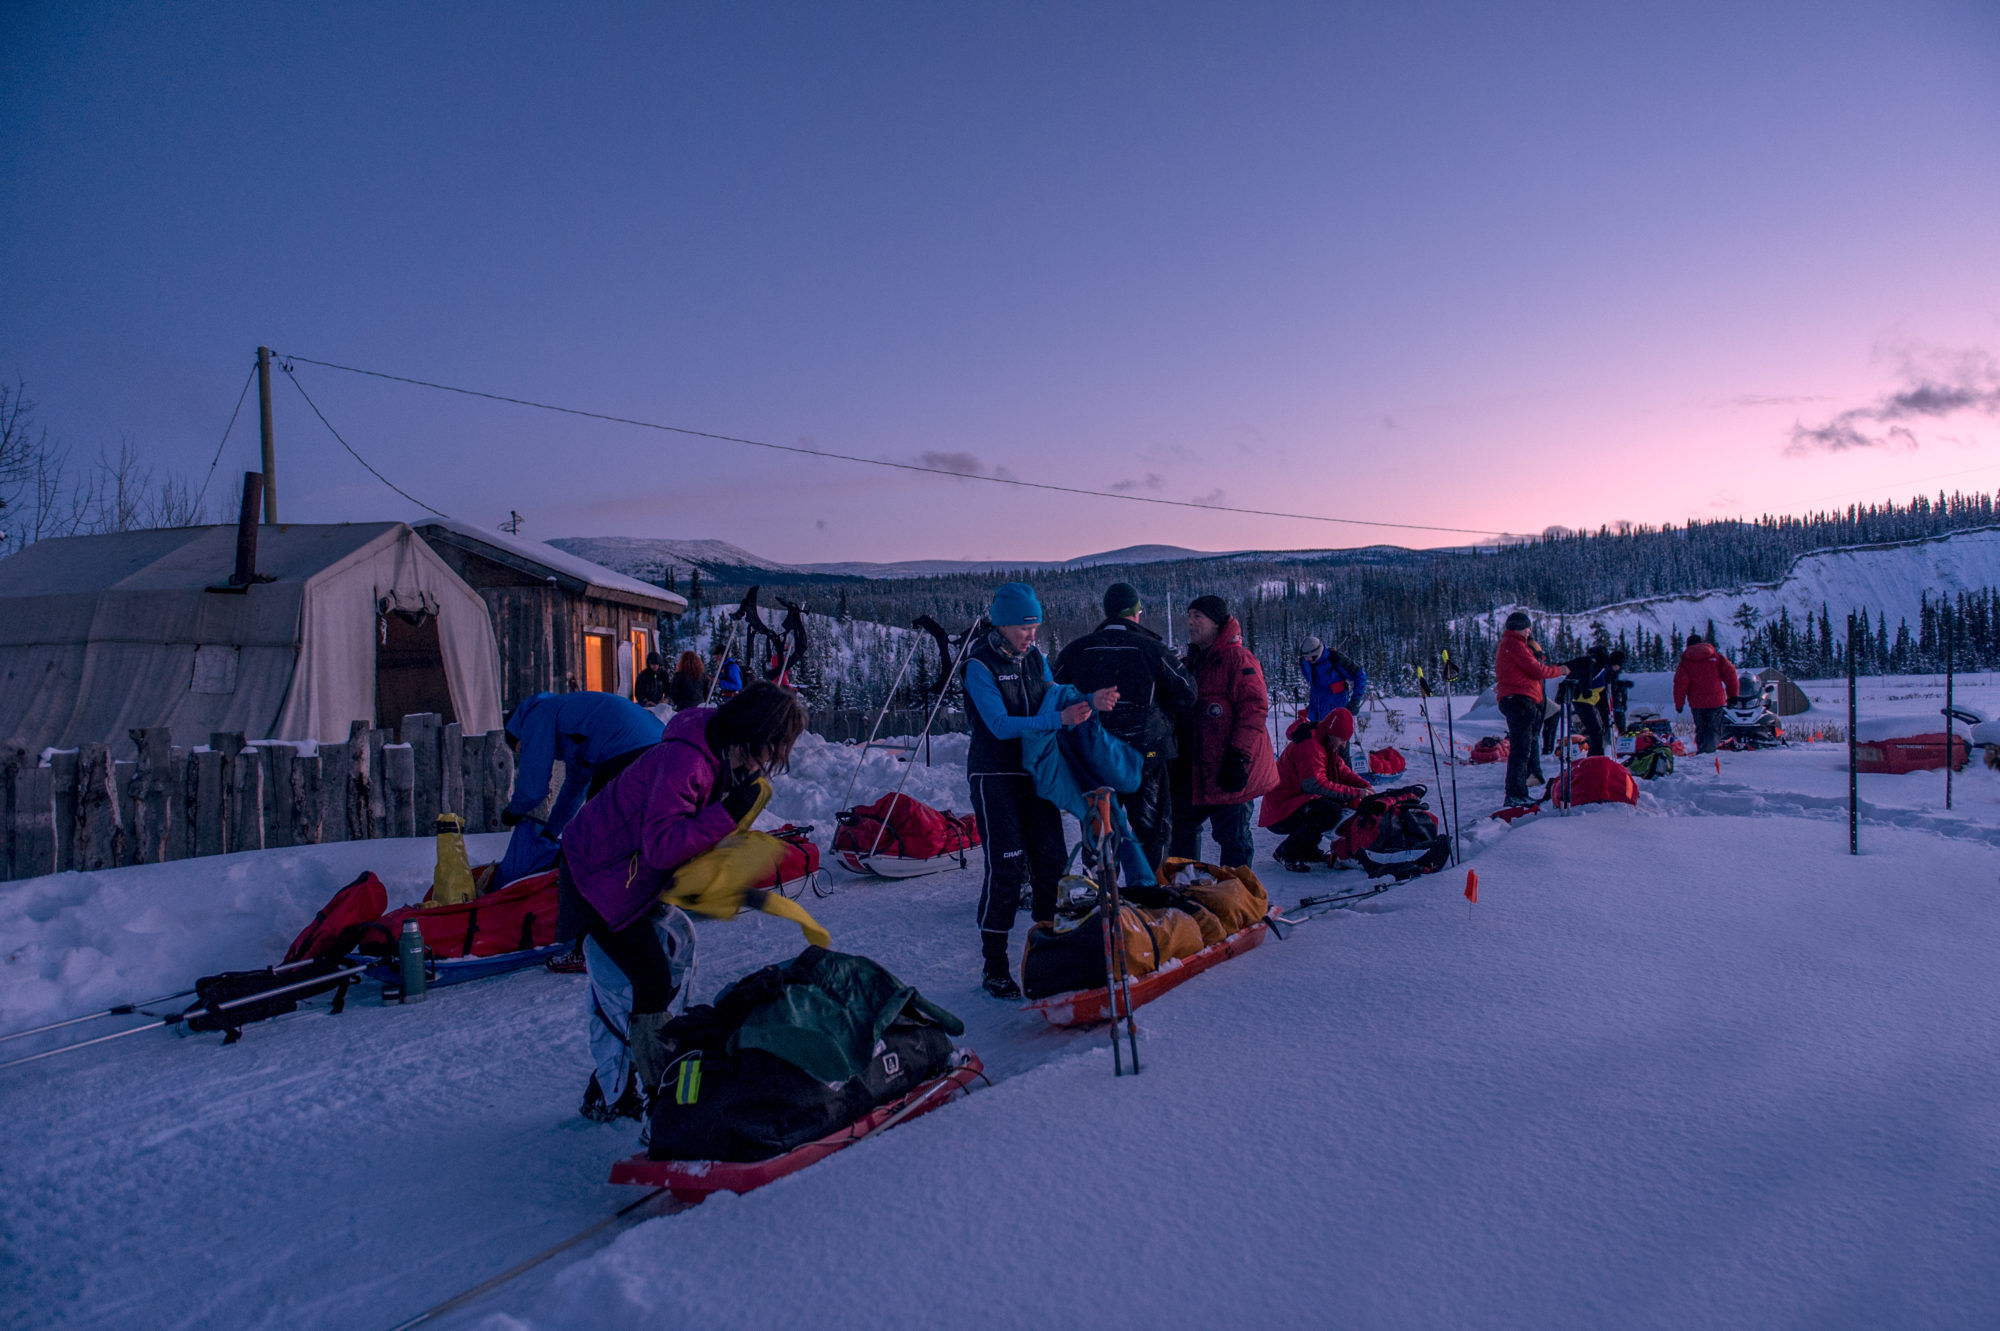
[256,346,278,523]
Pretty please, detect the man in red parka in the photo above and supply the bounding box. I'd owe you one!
[1494,610,1570,806]
[1673,633,1740,754]
[1260,708,1373,869]
[1169,595,1277,868]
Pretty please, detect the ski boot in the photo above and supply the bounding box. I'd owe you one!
[982,964,1023,1000]
[579,1070,644,1122]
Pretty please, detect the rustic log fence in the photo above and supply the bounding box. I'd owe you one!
[0,714,515,884]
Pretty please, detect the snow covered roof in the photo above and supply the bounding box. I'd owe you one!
[413,517,687,613]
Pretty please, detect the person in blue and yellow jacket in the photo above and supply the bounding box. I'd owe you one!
[962,582,1116,999]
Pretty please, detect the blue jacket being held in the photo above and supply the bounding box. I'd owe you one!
[504,691,665,824]
[1020,684,1156,888]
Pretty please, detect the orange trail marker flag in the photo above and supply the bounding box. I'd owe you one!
[1464,869,1479,903]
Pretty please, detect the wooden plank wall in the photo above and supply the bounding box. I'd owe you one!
[0,714,516,883]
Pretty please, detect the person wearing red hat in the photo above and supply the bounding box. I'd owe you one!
[1258,708,1374,870]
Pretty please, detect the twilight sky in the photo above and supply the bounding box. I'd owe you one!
[3,2,1997,563]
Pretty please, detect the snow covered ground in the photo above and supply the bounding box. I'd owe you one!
[3,684,1997,1330]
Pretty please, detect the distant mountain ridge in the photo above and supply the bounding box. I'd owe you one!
[549,535,1438,582]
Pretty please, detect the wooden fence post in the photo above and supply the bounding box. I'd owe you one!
[367,728,391,837]
[385,744,417,838]
[11,764,56,880]
[167,745,189,860]
[460,731,489,833]
[112,760,137,865]
[0,741,23,881]
[74,744,120,872]
[0,739,23,881]
[193,750,227,857]
[262,745,294,849]
[229,740,264,853]
[482,732,513,834]
[128,728,176,865]
[440,721,464,820]
[50,750,77,871]
[318,742,351,844]
[290,751,322,847]
[346,722,374,840]
[402,714,440,830]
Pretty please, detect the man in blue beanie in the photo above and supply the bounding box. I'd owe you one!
[964,581,1116,998]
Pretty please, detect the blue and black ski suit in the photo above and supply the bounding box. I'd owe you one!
[963,633,1069,972]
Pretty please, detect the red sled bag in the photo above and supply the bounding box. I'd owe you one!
[1367,747,1407,776]
[1469,736,1509,764]
[1548,755,1639,808]
[756,824,826,898]
[833,794,980,867]
[363,870,560,960]
[285,872,390,963]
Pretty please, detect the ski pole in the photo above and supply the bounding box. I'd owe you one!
[1098,790,1139,1074]
[834,633,924,814]
[0,962,369,1072]
[0,954,339,1047]
[0,987,197,1044]
[1414,668,1447,806]
[1440,650,1463,866]
[860,618,981,865]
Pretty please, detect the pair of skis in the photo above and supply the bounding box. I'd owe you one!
[1086,788,1140,1076]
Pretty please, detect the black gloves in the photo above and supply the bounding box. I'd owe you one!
[499,808,521,828]
[1217,748,1251,794]
[721,775,768,822]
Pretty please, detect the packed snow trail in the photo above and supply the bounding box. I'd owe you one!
[474,815,2000,1331]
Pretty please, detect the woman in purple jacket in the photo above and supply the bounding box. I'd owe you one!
[559,681,809,1109]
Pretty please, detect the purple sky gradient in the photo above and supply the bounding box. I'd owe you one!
[3,2,1997,563]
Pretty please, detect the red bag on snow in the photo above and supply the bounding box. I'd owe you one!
[285,872,390,963]
[1367,747,1407,776]
[1548,755,1639,808]
[833,794,979,862]
[756,825,824,895]
[1469,736,1509,764]
[365,870,561,960]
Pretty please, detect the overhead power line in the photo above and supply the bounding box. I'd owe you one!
[281,362,449,517]
[277,351,1508,539]
[192,361,258,512]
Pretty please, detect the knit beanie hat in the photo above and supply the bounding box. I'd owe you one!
[988,582,1043,627]
[1300,635,1323,658]
[1323,707,1356,742]
[1188,594,1229,627]
[1503,610,1532,632]
[1102,582,1142,618]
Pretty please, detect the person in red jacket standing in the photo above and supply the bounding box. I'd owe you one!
[1673,633,1740,754]
[1494,610,1570,806]
[1170,595,1277,867]
[1259,708,1374,869]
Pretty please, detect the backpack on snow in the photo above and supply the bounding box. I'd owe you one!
[646,947,963,1163]
[1368,747,1407,776]
[1019,904,1204,1000]
[1469,735,1509,764]
[1626,745,1675,780]
[1323,787,1449,880]
[284,872,389,963]
[755,824,825,898]
[1547,755,1639,807]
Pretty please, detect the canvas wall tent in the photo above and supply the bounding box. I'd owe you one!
[0,523,503,758]
[413,518,686,711]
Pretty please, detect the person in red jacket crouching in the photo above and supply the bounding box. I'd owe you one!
[1673,634,1740,754]
[1259,708,1374,870]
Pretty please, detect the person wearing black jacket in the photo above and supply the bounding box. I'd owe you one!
[1052,583,1197,875]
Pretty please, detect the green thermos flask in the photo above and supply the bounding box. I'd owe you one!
[397,919,428,1002]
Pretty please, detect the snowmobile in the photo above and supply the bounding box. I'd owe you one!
[1720,679,1785,751]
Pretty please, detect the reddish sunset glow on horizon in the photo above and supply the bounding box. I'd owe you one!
[2,2,1995,563]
